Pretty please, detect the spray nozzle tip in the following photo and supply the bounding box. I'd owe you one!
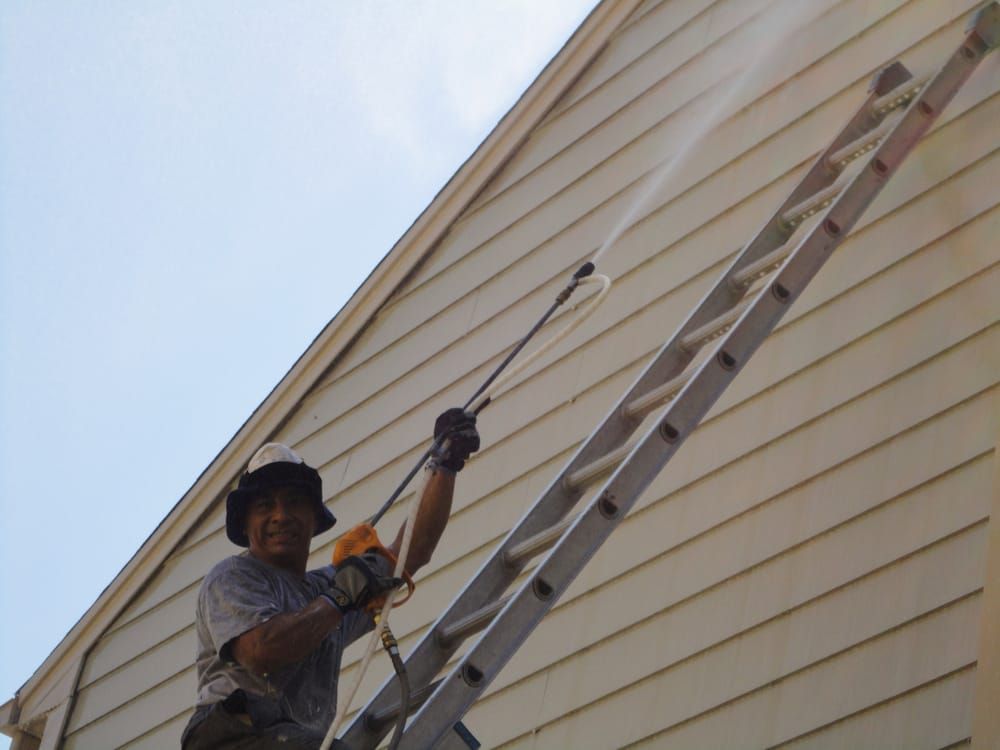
[573,262,596,280]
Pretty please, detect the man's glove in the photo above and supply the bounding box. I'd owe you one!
[433,408,480,473]
[323,553,400,615]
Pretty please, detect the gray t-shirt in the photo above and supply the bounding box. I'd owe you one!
[193,553,379,733]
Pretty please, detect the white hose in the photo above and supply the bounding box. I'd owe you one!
[469,273,611,412]
[320,465,427,750]
[320,272,612,748]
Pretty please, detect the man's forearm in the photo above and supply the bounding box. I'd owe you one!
[230,597,342,676]
[391,466,454,574]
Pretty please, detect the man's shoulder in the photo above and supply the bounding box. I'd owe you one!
[201,554,267,589]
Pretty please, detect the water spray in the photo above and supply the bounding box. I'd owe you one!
[591,0,825,267]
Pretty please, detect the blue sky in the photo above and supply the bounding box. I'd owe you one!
[0,1,597,742]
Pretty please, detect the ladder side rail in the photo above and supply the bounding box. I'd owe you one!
[342,46,914,750]
[396,190,853,750]
[588,62,913,417]
[396,13,998,745]
[771,1,998,306]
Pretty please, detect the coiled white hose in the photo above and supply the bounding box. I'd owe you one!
[320,272,611,749]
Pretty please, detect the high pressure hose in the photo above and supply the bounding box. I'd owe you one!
[319,263,611,750]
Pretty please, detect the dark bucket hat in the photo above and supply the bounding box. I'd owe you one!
[226,443,336,546]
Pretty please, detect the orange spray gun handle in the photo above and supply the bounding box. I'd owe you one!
[332,523,416,612]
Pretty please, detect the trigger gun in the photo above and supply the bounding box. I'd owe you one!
[332,522,416,612]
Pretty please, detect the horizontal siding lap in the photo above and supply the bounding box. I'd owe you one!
[120,713,189,750]
[63,669,193,750]
[66,628,194,734]
[776,667,975,749]
[619,599,981,748]
[80,584,197,688]
[538,0,712,122]
[480,0,777,204]
[476,413,996,721]
[436,0,836,276]
[482,515,988,747]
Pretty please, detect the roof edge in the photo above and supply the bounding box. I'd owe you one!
[7,0,643,724]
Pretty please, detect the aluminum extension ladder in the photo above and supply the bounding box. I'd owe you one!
[345,6,999,748]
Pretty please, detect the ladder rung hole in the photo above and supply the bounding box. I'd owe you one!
[872,158,889,175]
[918,101,934,116]
[462,664,485,687]
[660,422,680,442]
[772,282,791,303]
[533,577,555,600]
[598,493,620,519]
[717,350,737,370]
[824,218,842,236]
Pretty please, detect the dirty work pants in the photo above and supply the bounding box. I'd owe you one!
[181,691,348,750]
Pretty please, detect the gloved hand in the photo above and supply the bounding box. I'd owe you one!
[433,408,481,473]
[323,553,400,615]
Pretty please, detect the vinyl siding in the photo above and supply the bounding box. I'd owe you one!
[59,0,1000,746]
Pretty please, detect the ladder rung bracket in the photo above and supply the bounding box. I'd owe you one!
[437,595,513,648]
[779,172,851,229]
[870,76,927,115]
[730,243,793,290]
[826,109,904,170]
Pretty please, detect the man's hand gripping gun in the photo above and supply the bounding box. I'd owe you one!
[332,523,415,613]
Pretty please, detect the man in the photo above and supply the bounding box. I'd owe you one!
[181,408,480,749]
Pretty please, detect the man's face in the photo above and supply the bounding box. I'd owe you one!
[244,486,317,573]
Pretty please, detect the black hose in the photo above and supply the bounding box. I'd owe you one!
[380,625,410,750]
[368,261,594,528]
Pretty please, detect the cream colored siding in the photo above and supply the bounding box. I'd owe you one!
[56,0,999,746]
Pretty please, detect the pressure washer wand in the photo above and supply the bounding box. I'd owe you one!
[367,261,596,528]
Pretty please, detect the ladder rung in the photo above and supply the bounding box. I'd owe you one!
[779,175,848,229]
[503,515,577,565]
[564,439,638,491]
[437,595,512,648]
[870,75,927,116]
[623,367,695,418]
[679,297,752,352]
[367,679,444,730]
[730,244,792,289]
[826,109,903,170]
